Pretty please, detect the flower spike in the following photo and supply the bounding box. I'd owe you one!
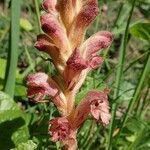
[27,0,113,149]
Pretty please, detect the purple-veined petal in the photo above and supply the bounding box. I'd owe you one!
[63,48,88,90]
[87,90,111,125]
[49,117,71,141]
[34,34,67,73]
[49,117,77,149]
[81,31,114,59]
[27,72,58,99]
[68,0,99,49]
[41,13,70,52]
[26,72,67,114]
[88,55,103,69]
[73,90,111,127]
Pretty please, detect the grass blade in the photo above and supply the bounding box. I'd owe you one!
[116,54,150,139]
[34,0,42,34]
[107,0,137,149]
[4,0,21,97]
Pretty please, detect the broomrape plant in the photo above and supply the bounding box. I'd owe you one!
[26,0,113,149]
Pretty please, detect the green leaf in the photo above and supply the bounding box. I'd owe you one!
[0,91,21,123]
[118,81,135,102]
[0,58,6,79]
[12,124,30,146]
[15,84,26,97]
[129,22,150,41]
[0,58,7,90]
[20,18,33,31]
[11,140,37,150]
[0,92,29,149]
[126,135,136,142]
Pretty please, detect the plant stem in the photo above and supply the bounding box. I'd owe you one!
[123,50,149,72]
[116,54,150,139]
[34,0,42,33]
[83,121,95,148]
[107,0,137,149]
[113,2,124,28]
[127,127,147,150]
[25,46,35,72]
[20,57,42,78]
[4,0,21,97]
[139,85,150,118]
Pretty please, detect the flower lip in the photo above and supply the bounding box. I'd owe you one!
[66,48,88,70]
[81,31,114,59]
[63,48,88,90]
[88,56,103,69]
[73,90,111,127]
[49,117,71,141]
[34,34,54,52]
[89,90,111,125]
[40,13,69,52]
[26,72,59,102]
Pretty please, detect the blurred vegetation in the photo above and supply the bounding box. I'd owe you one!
[0,0,150,149]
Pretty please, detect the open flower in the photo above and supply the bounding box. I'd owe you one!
[27,72,58,101]
[26,72,67,114]
[49,117,71,141]
[49,117,77,150]
[73,90,111,128]
[88,90,111,125]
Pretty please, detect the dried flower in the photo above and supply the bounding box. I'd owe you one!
[26,0,113,149]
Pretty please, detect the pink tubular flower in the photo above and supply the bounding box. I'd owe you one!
[63,31,113,90]
[27,72,58,100]
[26,72,67,114]
[88,90,111,125]
[49,117,77,150]
[68,0,99,49]
[49,117,71,141]
[27,0,113,149]
[63,48,88,90]
[73,90,111,128]
[40,13,70,52]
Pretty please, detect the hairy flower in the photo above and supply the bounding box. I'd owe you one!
[68,0,99,49]
[63,48,88,90]
[88,90,111,125]
[49,117,77,150]
[49,117,71,141]
[27,72,58,100]
[73,90,111,127]
[27,0,113,149]
[26,72,67,114]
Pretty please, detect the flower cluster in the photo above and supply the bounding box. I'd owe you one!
[27,0,113,149]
